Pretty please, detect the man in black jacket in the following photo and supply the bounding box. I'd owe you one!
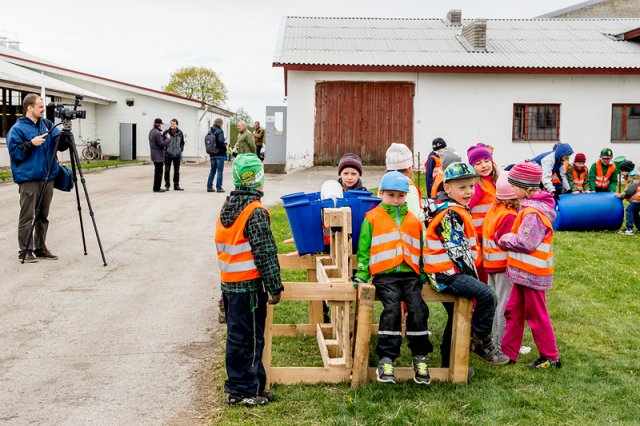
[149,118,168,192]
[162,118,185,191]
[207,118,227,193]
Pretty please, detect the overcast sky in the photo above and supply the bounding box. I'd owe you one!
[2,0,580,122]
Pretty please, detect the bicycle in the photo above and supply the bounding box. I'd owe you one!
[81,138,102,161]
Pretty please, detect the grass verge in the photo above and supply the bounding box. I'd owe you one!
[214,202,640,425]
[0,160,144,181]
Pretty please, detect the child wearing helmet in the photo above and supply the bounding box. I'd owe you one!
[617,169,640,235]
[424,162,510,367]
[498,162,561,369]
[354,171,433,385]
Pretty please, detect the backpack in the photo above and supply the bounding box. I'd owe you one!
[204,129,219,156]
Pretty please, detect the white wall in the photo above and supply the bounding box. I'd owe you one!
[286,70,640,170]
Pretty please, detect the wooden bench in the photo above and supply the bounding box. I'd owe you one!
[262,208,473,388]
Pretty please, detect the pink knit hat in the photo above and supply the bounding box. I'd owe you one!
[467,143,493,166]
[495,170,517,200]
[508,161,543,189]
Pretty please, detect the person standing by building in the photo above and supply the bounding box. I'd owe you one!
[236,121,256,155]
[149,118,168,193]
[253,121,265,160]
[207,118,227,193]
[7,93,66,262]
[162,119,185,191]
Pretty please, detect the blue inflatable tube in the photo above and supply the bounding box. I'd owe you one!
[553,192,624,231]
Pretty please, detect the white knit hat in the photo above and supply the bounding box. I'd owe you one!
[385,143,413,171]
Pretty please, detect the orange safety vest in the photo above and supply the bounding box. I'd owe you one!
[215,200,268,282]
[595,161,615,190]
[551,161,569,185]
[423,205,480,274]
[429,154,442,179]
[482,203,516,270]
[571,167,588,191]
[470,179,496,234]
[632,184,640,202]
[507,207,554,276]
[366,205,422,275]
[431,172,444,198]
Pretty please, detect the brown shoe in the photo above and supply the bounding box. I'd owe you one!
[19,250,38,263]
[34,248,58,260]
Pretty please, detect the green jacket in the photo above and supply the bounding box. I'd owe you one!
[236,130,256,154]
[355,202,423,282]
[589,160,619,192]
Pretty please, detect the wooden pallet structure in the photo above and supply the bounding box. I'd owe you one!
[262,207,473,388]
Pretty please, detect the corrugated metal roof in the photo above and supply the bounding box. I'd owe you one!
[274,17,640,69]
[0,58,114,103]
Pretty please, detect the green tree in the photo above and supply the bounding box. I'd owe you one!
[163,66,228,105]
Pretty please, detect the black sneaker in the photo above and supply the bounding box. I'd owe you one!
[153,188,167,193]
[19,250,38,263]
[527,357,562,369]
[412,356,431,385]
[227,394,269,406]
[34,248,58,260]
[174,186,184,191]
[470,335,510,365]
[217,188,225,193]
[376,357,395,383]
[207,188,215,193]
[261,390,276,402]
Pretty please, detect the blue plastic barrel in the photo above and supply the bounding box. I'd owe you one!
[553,192,623,231]
[280,192,306,205]
[337,196,382,249]
[343,190,373,199]
[283,198,333,255]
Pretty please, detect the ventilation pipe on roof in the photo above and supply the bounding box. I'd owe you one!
[462,19,487,51]
[446,10,462,26]
[7,41,21,50]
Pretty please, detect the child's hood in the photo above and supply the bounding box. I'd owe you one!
[521,191,557,223]
[554,143,573,163]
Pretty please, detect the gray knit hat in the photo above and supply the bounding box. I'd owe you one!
[439,148,462,171]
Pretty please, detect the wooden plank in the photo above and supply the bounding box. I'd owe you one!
[422,286,457,303]
[449,298,473,384]
[277,254,317,270]
[271,323,333,337]
[368,367,451,382]
[316,257,330,284]
[307,267,324,325]
[317,324,331,368]
[268,367,351,385]
[343,301,352,368]
[351,284,376,387]
[263,304,275,389]
[324,209,351,227]
[281,282,357,301]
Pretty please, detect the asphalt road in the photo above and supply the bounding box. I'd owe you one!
[0,162,384,425]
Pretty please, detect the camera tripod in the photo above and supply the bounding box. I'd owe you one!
[20,121,107,266]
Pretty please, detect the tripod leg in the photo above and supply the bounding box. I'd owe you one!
[70,151,88,255]
[69,139,108,266]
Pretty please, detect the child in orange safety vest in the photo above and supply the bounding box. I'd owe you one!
[429,147,461,199]
[567,152,589,193]
[589,148,619,192]
[482,172,519,346]
[354,171,432,385]
[497,161,561,369]
[425,137,447,196]
[466,143,498,284]
[214,153,284,406]
[424,162,509,368]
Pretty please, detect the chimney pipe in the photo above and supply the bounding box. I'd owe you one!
[462,19,487,51]
[446,10,462,26]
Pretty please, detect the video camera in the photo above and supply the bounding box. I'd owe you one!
[48,95,86,121]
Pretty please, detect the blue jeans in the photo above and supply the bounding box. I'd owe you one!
[442,274,497,338]
[207,156,225,190]
[223,290,268,397]
[625,202,640,230]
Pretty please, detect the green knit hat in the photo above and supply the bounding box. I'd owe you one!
[233,154,265,189]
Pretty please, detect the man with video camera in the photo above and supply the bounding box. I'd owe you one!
[7,93,68,263]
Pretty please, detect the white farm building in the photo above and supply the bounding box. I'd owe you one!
[273,13,640,170]
[0,42,233,167]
